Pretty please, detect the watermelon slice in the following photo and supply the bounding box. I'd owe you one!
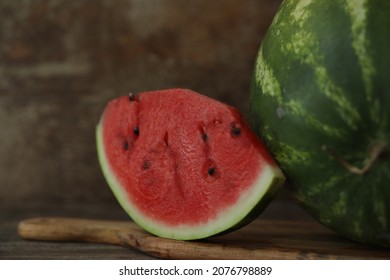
[96,88,285,240]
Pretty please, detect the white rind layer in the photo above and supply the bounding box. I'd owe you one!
[96,121,285,240]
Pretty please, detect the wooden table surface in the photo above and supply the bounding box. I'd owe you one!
[1,202,156,259]
[2,199,317,260]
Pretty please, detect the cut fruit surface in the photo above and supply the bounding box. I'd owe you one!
[97,88,285,240]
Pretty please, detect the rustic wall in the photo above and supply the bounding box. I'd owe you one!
[0,0,282,206]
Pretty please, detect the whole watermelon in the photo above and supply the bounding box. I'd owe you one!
[250,0,390,247]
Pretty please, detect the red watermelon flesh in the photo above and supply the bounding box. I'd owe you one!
[96,89,285,240]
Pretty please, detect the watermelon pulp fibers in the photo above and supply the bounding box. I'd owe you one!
[97,89,285,240]
[250,0,390,247]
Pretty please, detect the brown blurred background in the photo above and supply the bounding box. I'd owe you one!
[4,1,389,260]
[1,0,285,208]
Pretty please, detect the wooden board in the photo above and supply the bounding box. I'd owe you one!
[18,217,390,260]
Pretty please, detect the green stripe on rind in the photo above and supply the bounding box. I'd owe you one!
[343,0,379,125]
[272,0,311,30]
[254,1,359,138]
[254,47,283,104]
[274,142,312,168]
[344,0,374,92]
[253,52,346,142]
[96,120,285,240]
[285,100,345,139]
[281,21,361,130]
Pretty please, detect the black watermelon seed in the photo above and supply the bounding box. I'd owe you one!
[198,124,207,141]
[142,160,151,170]
[123,140,129,150]
[232,126,241,136]
[128,92,135,101]
[208,167,216,176]
[134,127,139,136]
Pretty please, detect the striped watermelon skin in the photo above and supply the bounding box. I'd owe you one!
[250,0,390,247]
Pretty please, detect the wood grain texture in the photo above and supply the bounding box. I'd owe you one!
[18,217,390,260]
[1,204,155,260]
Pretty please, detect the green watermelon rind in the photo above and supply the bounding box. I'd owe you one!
[96,121,285,240]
